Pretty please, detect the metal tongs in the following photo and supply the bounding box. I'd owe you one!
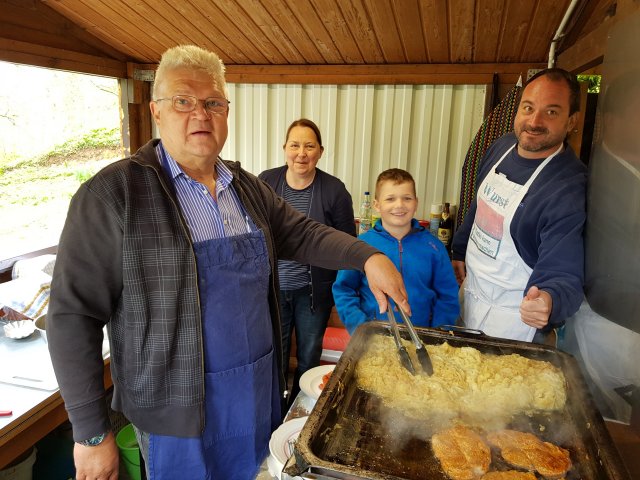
[387,304,415,375]
[387,302,434,376]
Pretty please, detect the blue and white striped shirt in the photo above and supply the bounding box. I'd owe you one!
[156,142,249,242]
[277,182,313,290]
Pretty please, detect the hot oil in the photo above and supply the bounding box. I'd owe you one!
[312,389,589,479]
[311,389,448,479]
[310,378,589,478]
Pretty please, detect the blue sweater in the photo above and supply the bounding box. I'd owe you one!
[452,133,587,328]
[332,219,460,334]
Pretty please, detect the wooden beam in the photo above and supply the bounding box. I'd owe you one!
[0,38,126,78]
[225,72,524,85]
[556,17,610,73]
[557,0,640,73]
[224,63,542,85]
[128,62,543,85]
[223,63,540,75]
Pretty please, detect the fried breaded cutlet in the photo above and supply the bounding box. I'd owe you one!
[486,429,571,478]
[481,471,537,480]
[432,425,492,480]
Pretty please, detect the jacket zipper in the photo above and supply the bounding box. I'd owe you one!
[233,173,288,403]
[144,162,207,433]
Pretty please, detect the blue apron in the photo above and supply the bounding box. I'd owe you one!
[147,229,281,479]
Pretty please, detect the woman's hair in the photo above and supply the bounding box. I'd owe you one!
[375,168,416,199]
[153,45,228,99]
[284,118,323,147]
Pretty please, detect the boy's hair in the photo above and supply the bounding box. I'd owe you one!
[153,45,228,99]
[284,118,323,148]
[375,168,416,199]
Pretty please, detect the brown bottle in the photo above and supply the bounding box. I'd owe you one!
[438,202,453,256]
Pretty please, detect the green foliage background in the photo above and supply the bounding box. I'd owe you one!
[0,128,122,257]
[577,74,601,93]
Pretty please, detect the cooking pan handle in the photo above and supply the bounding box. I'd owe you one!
[301,474,343,479]
[437,324,486,336]
[301,467,367,479]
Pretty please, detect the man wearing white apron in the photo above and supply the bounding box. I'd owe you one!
[452,68,588,342]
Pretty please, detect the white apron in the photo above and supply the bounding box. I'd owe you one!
[463,143,561,341]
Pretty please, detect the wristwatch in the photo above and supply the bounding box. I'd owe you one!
[78,431,108,447]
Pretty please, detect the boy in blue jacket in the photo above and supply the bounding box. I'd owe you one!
[333,168,460,334]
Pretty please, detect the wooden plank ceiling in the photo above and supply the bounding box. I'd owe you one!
[0,0,621,83]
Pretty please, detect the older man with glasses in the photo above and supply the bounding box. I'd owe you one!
[47,44,410,480]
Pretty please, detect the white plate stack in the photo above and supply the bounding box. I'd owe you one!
[267,416,308,480]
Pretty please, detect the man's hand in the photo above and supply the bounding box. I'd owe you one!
[74,432,120,480]
[520,286,552,329]
[363,253,411,315]
[452,260,466,286]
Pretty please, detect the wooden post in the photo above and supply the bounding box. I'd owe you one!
[119,76,153,156]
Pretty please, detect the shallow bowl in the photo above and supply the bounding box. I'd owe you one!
[3,319,36,340]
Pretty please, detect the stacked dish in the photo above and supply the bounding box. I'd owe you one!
[267,416,308,480]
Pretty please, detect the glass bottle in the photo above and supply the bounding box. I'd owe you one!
[359,191,372,235]
[429,203,443,236]
[438,202,453,256]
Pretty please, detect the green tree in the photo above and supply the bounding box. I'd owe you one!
[577,75,601,93]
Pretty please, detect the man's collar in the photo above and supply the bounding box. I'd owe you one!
[157,141,233,187]
[157,142,183,180]
[214,159,233,189]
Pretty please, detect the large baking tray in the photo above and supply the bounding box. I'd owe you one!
[285,322,631,480]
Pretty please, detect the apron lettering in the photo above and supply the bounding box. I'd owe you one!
[482,184,510,209]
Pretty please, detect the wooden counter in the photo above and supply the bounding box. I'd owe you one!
[0,328,111,469]
[606,420,640,478]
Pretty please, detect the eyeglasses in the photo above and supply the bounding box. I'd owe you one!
[154,95,230,114]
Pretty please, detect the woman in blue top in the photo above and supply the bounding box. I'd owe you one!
[333,168,459,334]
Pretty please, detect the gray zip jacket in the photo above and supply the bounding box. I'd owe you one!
[47,139,377,441]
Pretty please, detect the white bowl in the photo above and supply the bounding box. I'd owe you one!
[34,314,47,343]
[3,320,36,339]
[268,416,307,480]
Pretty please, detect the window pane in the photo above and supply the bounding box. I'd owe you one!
[0,62,122,261]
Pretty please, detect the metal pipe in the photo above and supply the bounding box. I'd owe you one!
[548,0,580,68]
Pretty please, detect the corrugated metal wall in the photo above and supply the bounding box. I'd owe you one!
[222,83,486,220]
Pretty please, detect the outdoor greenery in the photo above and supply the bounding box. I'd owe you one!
[577,74,602,93]
[1,127,121,174]
[45,127,121,158]
[0,127,122,258]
